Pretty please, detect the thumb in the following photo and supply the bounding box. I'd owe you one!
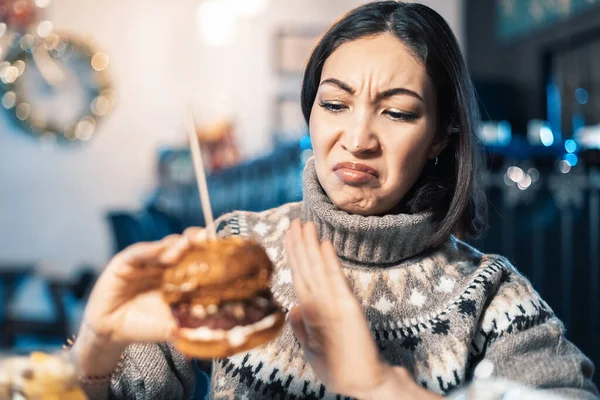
[119,241,167,265]
[288,306,309,348]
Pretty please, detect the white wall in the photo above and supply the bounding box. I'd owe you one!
[0,0,463,277]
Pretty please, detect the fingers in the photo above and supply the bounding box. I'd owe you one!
[290,220,312,275]
[302,222,333,295]
[162,234,182,247]
[286,221,311,301]
[117,226,207,272]
[118,291,179,343]
[302,222,324,274]
[287,306,309,348]
[287,220,345,298]
[183,227,207,246]
[158,234,190,264]
[321,240,352,294]
[153,227,208,265]
[159,227,207,264]
[119,241,167,265]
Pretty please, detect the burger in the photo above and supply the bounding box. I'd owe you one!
[162,236,285,358]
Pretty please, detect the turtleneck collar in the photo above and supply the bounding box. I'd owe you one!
[301,158,437,266]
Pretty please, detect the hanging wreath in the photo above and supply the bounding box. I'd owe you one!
[0,31,114,143]
[0,0,114,143]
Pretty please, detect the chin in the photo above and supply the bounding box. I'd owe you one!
[329,187,405,216]
[320,171,399,215]
[329,193,380,216]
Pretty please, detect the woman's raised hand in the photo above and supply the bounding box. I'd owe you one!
[285,220,441,400]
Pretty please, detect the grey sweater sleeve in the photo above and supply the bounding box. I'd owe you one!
[480,317,598,399]
[464,259,599,399]
[108,343,195,400]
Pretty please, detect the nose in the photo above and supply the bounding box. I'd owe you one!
[339,110,380,156]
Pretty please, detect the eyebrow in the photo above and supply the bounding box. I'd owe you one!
[319,78,424,103]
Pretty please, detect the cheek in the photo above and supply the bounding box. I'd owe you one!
[308,110,336,158]
[383,135,430,186]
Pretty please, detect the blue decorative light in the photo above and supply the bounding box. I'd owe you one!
[299,135,312,150]
[540,126,554,147]
[575,88,589,105]
[564,153,578,167]
[497,121,512,145]
[565,139,577,153]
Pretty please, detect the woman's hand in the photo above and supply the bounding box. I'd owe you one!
[285,220,441,400]
[72,228,206,381]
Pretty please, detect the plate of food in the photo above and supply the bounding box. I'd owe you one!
[0,351,86,399]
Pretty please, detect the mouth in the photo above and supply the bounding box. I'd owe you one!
[333,162,379,176]
[332,162,379,185]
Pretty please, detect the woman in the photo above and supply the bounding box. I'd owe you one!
[72,2,598,399]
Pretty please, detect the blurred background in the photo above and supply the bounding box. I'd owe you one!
[0,0,598,388]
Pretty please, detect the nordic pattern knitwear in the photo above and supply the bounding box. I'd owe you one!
[108,159,598,400]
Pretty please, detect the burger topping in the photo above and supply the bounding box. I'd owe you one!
[172,292,279,330]
[179,313,279,347]
[191,305,206,319]
[206,304,218,315]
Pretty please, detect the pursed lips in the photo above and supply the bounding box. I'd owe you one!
[332,162,379,177]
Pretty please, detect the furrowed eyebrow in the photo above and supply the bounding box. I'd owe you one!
[320,78,424,103]
[319,78,355,94]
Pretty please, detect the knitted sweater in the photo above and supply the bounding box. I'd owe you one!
[109,160,598,400]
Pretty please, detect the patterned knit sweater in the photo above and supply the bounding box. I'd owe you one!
[109,160,598,400]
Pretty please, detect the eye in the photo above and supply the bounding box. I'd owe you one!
[319,101,348,113]
[384,109,418,122]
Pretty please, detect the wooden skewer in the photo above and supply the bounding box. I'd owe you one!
[187,108,217,241]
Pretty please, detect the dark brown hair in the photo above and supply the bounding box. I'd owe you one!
[301,1,487,246]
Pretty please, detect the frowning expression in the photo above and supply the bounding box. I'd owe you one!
[309,33,445,215]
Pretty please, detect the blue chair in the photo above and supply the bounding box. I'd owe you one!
[107,212,147,254]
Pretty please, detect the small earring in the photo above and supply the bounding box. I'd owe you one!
[434,156,439,166]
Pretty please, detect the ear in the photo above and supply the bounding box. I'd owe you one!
[427,135,450,160]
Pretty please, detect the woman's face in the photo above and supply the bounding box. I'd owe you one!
[309,33,445,216]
